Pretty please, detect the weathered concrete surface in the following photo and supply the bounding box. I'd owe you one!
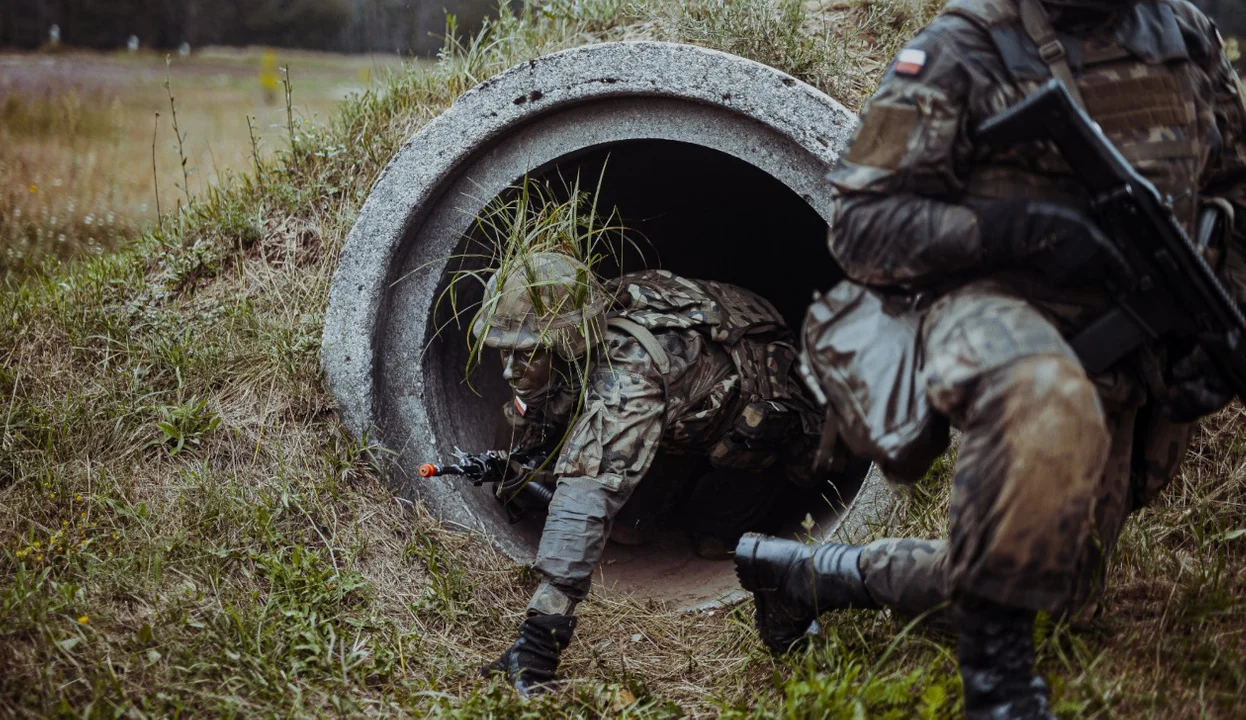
[322,41,881,608]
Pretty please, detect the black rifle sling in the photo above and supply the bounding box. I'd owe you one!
[1018,0,1088,110]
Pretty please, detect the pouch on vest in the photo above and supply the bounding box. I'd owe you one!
[800,282,949,483]
[707,399,801,473]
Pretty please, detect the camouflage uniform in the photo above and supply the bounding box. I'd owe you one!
[515,270,823,614]
[813,0,1246,618]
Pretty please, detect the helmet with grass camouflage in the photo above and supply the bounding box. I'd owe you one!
[472,252,610,360]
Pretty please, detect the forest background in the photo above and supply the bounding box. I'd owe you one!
[1,0,512,56]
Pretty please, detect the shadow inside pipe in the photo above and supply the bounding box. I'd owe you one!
[420,139,868,607]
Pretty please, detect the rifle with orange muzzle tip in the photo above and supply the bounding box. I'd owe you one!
[418,448,555,515]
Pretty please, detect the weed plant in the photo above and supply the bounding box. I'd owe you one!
[0,0,1243,717]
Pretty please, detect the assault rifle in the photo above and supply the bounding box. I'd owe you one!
[976,79,1246,401]
[418,448,555,517]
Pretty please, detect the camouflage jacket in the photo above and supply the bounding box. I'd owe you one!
[506,270,802,482]
[504,271,820,593]
[827,0,1246,327]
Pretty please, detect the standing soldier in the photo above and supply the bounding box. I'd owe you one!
[472,252,831,696]
[735,0,1246,717]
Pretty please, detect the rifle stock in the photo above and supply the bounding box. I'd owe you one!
[975,80,1246,401]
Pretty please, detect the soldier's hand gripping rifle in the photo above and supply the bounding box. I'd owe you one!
[418,448,555,514]
[976,79,1246,407]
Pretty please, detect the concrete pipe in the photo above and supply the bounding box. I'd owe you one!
[322,41,894,609]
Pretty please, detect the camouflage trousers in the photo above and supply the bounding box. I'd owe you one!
[858,283,1190,618]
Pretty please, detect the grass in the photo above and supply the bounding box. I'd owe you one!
[0,46,403,278]
[1,0,1244,717]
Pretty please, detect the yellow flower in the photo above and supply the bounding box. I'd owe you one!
[32,541,40,549]
[78,615,89,624]
[35,555,43,562]
[75,494,83,502]
[62,521,68,527]
[28,184,37,194]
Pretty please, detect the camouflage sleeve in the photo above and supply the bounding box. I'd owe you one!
[1181,3,1246,303]
[532,338,667,592]
[826,14,999,290]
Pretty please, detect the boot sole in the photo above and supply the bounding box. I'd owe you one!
[733,533,765,593]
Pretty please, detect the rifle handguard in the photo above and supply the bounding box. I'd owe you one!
[973,80,1246,401]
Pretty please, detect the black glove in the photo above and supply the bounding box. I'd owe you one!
[481,613,577,697]
[968,198,1131,286]
[1142,343,1234,423]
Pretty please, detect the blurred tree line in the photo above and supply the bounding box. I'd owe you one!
[3,0,1243,58]
[0,0,510,55]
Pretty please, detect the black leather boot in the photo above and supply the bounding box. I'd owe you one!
[955,599,1054,720]
[482,613,577,697]
[734,533,879,654]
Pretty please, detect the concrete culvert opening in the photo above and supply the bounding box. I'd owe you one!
[323,41,893,610]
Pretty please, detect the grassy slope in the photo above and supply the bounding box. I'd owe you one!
[2,1,1244,717]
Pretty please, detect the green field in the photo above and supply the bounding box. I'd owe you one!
[0,46,405,277]
[1,1,1244,718]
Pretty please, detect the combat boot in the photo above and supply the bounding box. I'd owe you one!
[734,533,879,654]
[955,599,1054,720]
[482,613,577,697]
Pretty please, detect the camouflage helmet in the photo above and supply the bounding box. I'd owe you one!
[471,252,610,360]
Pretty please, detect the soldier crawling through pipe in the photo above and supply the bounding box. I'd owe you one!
[445,182,850,696]
[733,0,1246,718]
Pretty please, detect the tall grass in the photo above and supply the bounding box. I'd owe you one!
[1,1,1243,717]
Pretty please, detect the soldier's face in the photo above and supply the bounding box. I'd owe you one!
[500,347,554,397]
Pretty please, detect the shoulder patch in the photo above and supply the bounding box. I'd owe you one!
[895,49,927,76]
[843,102,919,170]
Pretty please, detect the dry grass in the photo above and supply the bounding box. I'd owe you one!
[0,47,403,277]
[1,1,1243,717]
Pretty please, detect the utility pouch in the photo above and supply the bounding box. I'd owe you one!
[707,399,799,472]
[800,281,948,484]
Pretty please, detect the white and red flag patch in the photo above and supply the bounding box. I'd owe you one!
[514,395,528,416]
[894,48,927,77]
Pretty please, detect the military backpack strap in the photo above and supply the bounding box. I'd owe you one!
[606,317,671,375]
[1017,0,1087,110]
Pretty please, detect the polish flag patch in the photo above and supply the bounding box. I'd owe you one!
[514,395,528,416]
[894,48,927,77]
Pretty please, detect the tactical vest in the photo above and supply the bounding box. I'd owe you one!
[603,270,822,476]
[603,269,795,402]
[948,0,1203,235]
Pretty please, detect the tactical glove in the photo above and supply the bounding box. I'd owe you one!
[482,613,577,698]
[969,198,1130,286]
